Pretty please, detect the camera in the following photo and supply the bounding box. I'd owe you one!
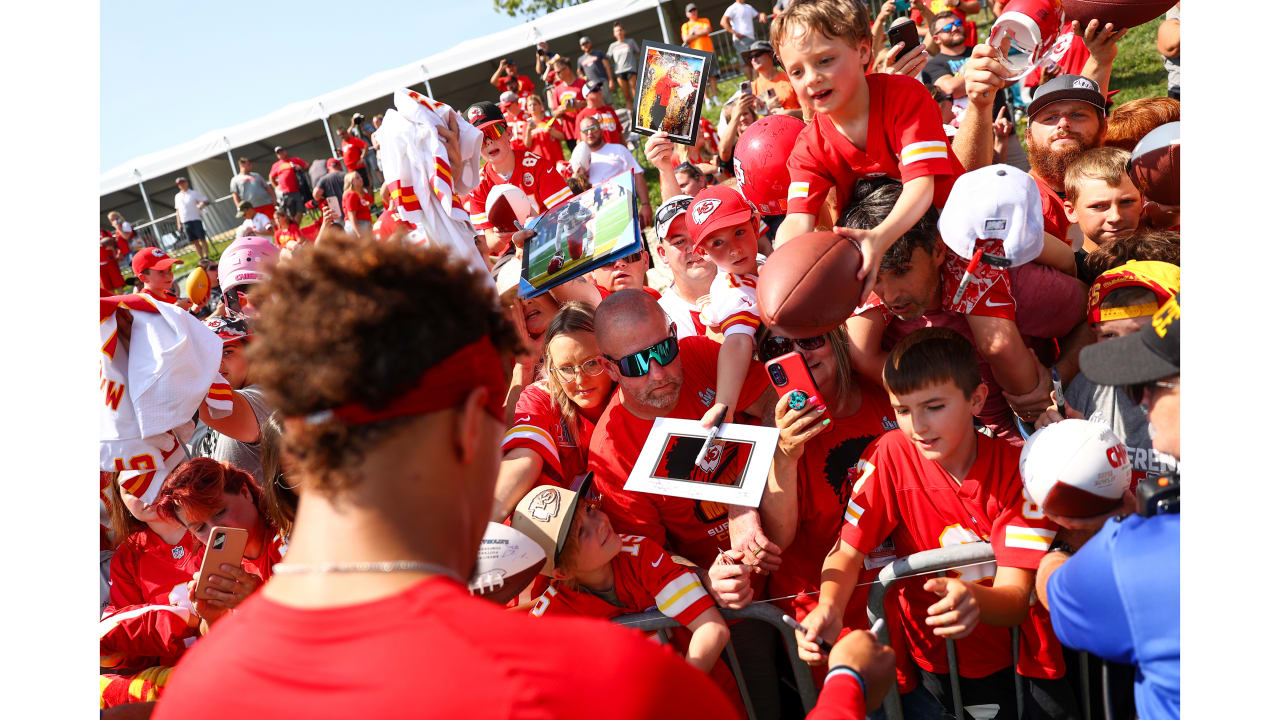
[767,363,788,386]
[1136,473,1179,517]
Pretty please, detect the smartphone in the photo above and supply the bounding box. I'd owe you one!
[766,352,830,427]
[194,526,248,601]
[326,195,342,217]
[740,81,751,94]
[766,88,776,99]
[887,17,921,58]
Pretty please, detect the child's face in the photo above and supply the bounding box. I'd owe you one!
[1092,315,1148,342]
[141,267,173,292]
[559,501,621,578]
[1066,176,1142,244]
[889,379,986,468]
[698,221,758,274]
[776,28,870,115]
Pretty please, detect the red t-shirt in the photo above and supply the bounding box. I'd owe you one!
[343,190,373,223]
[492,73,536,96]
[100,528,202,674]
[587,336,769,569]
[839,430,1066,679]
[372,207,414,241]
[101,244,126,292]
[577,106,624,145]
[467,149,572,231]
[269,158,307,194]
[1034,174,1072,243]
[502,380,601,488]
[152,576,736,720]
[341,136,367,171]
[787,74,964,216]
[520,116,568,162]
[273,222,304,251]
[553,78,588,139]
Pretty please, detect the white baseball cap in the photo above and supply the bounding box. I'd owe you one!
[938,164,1044,268]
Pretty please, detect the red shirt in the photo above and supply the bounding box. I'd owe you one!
[100,528,202,674]
[521,115,568,162]
[467,149,572,231]
[492,73,536,96]
[273,223,304,251]
[1034,174,1072,243]
[577,106,624,145]
[269,157,307,194]
[553,77,588,139]
[839,430,1065,679]
[341,136,367,171]
[373,207,414,241]
[343,190,373,223]
[101,244,126,293]
[787,74,964,216]
[141,288,179,305]
[587,336,769,569]
[502,380,601,488]
[153,576,737,720]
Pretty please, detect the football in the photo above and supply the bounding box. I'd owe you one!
[757,231,864,338]
[1062,0,1177,30]
[1128,121,1179,206]
[485,183,533,234]
[185,266,209,306]
[1019,419,1131,518]
[466,522,547,604]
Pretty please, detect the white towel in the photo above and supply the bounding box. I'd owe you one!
[374,89,492,283]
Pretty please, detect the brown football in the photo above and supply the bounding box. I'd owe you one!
[758,231,864,338]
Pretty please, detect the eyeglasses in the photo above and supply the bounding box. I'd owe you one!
[613,251,645,265]
[656,197,693,227]
[552,355,607,383]
[481,123,508,141]
[936,20,962,33]
[759,333,828,362]
[1124,379,1179,408]
[605,326,679,378]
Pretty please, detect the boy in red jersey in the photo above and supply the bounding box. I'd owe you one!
[797,328,1079,719]
[771,0,965,301]
[132,248,194,311]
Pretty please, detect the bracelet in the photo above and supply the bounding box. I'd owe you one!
[826,665,866,698]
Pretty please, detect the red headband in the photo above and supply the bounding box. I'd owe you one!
[304,336,508,426]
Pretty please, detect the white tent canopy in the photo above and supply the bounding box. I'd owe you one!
[99,0,670,197]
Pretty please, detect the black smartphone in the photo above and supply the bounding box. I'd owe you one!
[887,17,921,60]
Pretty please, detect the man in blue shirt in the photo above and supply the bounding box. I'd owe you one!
[1036,293,1180,720]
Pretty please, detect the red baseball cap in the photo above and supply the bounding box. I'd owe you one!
[326,158,342,171]
[132,247,182,275]
[687,186,755,251]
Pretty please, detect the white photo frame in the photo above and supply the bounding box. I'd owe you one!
[624,418,780,507]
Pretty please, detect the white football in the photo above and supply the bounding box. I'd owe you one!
[485,183,533,233]
[1019,419,1130,518]
[467,521,547,604]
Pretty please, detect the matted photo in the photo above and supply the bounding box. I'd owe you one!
[632,41,712,146]
[625,418,780,507]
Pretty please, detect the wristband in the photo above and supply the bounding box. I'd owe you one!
[826,665,866,698]
[1049,540,1077,556]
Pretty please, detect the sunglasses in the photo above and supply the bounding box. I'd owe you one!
[606,326,679,378]
[552,355,606,383]
[656,197,693,227]
[481,123,508,141]
[1124,379,1179,408]
[613,251,645,265]
[936,20,962,33]
[760,333,827,362]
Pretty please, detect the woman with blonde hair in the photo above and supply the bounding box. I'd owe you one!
[341,171,373,238]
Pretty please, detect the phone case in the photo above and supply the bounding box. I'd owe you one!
[766,352,830,426]
[887,18,921,55]
[194,526,249,601]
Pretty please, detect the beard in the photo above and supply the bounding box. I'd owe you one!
[1027,128,1102,186]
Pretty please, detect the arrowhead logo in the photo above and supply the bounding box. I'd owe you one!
[690,199,720,225]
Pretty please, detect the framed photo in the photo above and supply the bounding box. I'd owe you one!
[518,171,643,299]
[625,418,780,507]
[632,41,712,146]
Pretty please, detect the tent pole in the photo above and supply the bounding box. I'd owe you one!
[424,77,436,99]
[656,2,672,44]
[319,103,339,159]
[224,137,237,174]
[134,169,157,224]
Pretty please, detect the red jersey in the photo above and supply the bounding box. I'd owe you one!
[343,190,373,223]
[502,380,601,488]
[153,576,736,720]
[101,243,126,293]
[806,671,868,720]
[100,528,202,674]
[273,223,304,251]
[269,157,307,194]
[1035,173,1072,243]
[340,136,367,171]
[467,149,572,231]
[786,74,964,216]
[553,77,588,139]
[521,115,569,162]
[140,288,179,305]
[839,430,1065,679]
[492,73,536,96]
[587,336,769,569]
[578,105,624,145]
[373,207,414,241]
[699,118,720,156]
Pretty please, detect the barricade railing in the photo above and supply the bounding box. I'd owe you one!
[612,600,819,718]
[133,193,242,259]
[866,544,1099,720]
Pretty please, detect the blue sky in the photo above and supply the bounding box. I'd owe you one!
[100,1,529,172]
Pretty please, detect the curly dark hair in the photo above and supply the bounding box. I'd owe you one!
[838,178,940,274]
[246,233,520,495]
[1081,229,1180,286]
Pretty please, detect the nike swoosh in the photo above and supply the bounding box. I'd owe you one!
[985,300,1012,307]
[515,415,531,424]
[651,554,664,567]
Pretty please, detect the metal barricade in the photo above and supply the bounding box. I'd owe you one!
[133,194,245,261]
[612,601,819,717]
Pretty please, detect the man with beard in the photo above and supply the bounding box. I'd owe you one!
[1021,75,1109,244]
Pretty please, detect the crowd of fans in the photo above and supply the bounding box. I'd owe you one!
[99,1,1181,718]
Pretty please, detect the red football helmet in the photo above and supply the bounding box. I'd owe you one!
[732,114,806,216]
[988,0,1068,82]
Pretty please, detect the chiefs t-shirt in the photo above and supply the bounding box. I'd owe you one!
[522,116,569,162]
[787,74,964,216]
[274,223,304,251]
[269,158,306,194]
[1035,173,1072,243]
[153,576,737,720]
[839,430,1065,679]
[467,150,572,231]
[577,106,624,145]
[502,380,600,488]
[341,136,367,171]
[553,78,588,140]
[588,336,770,569]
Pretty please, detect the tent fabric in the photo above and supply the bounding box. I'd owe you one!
[100,0,663,197]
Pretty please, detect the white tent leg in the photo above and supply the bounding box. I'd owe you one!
[656,3,672,44]
[320,111,339,159]
[135,170,156,224]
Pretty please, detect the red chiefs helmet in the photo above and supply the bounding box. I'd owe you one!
[988,0,1068,82]
[732,114,805,216]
